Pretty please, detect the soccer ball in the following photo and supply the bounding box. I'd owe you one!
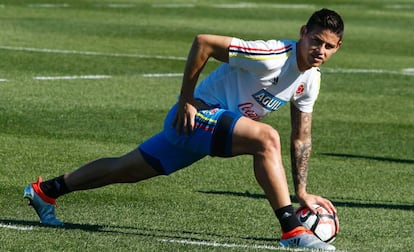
[295,205,339,243]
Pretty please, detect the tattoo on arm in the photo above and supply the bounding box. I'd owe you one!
[290,104,312,194]
[291,139,312,193]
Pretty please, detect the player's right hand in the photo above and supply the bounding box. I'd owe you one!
[172,100,197,136]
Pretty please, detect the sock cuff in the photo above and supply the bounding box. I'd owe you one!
[275,205,295,219]
[275,205,302,233]
[32,177,57,205]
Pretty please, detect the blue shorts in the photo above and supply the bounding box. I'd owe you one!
[138,103,241,175]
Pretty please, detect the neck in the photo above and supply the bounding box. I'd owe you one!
[296,41,310,72]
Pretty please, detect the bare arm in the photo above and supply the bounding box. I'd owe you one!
[173,34,233,135]
[290,103,313,198]
[290,103,336,213]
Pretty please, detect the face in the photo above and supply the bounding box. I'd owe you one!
[297,26,342,71]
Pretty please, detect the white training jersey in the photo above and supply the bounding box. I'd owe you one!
[194,37,321,121]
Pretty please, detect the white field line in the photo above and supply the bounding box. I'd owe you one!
[0,46,412,77]
[19,2,414,10]
[322,68,414,75]
[0,74,180,82]
[0,46,187,61]
[385,4,414,9]
[106,3,136,9]
[159,238,287,251]
[0,223,346,251]
[0,223,33,231]
[152,3,195,8]
[212,3,315,9]
[402,68,414,74]
[159,238,348,252]
[142,73,182,78]
[33,75,111,80]
[28,4,69,8]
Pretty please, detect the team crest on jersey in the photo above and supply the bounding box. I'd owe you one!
[252,89,287,111]
[295,83,305,96]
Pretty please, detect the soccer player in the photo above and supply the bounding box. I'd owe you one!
[24,8,343,250]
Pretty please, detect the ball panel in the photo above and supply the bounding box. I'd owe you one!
[295,205,339,243]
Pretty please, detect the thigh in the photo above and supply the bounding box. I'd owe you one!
[163,104,241,157]
[139,132,206,175]
[140,104,244,174]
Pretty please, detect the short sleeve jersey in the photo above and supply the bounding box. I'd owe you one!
[194,37,321,120]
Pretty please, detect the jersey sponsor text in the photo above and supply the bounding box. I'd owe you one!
[252,89,288,111]
[238,102,260,120]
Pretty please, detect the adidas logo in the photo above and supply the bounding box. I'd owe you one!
[281,212,292,219]
[288,238,301,246]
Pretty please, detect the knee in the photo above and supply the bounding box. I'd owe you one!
[254,125,282,155]
[116,149,160,182]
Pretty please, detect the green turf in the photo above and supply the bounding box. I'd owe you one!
[0,0,413,251]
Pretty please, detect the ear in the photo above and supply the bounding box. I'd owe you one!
[300,25,307,38]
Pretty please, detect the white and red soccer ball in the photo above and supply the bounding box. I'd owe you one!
[296,205,339,243]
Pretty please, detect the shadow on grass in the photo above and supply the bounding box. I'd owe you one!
[320,152,414,164]
[198,191,414,211]
[0,218,277,243]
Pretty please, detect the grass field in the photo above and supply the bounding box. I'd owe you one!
[0,0,413,251]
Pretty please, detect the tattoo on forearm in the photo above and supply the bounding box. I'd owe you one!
[290,108,312,193]
[291,140,312,192]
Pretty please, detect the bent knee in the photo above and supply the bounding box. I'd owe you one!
[258,125,281,151]
[232,118,282,156]
[244,124,282,155]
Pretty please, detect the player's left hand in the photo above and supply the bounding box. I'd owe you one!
[296,192,336,214]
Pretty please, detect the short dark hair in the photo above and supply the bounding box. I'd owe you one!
[306,8,344,40]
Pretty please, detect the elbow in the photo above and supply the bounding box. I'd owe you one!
[194,34,210,48]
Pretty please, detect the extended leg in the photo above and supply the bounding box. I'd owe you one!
[64,148,160,192]
[23,148,159,226]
